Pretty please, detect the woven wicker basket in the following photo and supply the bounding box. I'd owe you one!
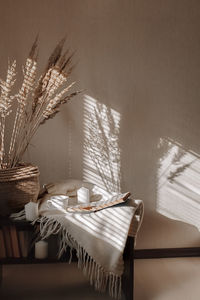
[0,163,40,216]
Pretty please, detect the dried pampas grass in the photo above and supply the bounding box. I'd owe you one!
[0,37,80,169]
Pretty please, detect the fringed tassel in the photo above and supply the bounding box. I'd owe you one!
[10,209,26,220]
[37,216,122,299]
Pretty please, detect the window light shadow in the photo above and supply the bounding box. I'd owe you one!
[66,205,133,252]
[157,137,200,231]
[83,95,121,195]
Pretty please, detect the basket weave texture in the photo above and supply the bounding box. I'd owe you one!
[0,163,40,216]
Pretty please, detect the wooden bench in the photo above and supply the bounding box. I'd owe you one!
[0,217,135,300]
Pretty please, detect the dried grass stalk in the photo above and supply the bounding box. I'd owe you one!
[0,38,79,169]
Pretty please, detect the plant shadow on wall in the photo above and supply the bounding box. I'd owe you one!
[157,137,200,231]
[82,95,122,195]
[75,95,131,252]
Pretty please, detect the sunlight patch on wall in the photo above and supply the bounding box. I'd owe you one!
[83,95,121,196]
[157,137,200,231]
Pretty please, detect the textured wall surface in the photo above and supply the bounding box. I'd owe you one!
[1,0,200,249]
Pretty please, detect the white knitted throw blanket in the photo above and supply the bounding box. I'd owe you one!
[37,193,143,299]
[11,180,143,299]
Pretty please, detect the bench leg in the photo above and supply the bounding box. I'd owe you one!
[0,263,2,287]
[122,236,134,300]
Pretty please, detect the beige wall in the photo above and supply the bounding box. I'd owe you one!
[1,0,200,249]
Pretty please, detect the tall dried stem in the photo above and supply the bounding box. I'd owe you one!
[9,58,37,167]
[0,38,79,169]
[0,60,16,168]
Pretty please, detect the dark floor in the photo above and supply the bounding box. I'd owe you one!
[0,263,113,300]
[1,257,200,300]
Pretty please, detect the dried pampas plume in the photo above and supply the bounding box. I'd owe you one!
[0,37,80,169]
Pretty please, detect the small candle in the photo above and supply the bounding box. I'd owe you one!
[25,202,38,221]
[77,187,90,204]
[35,240,48,259]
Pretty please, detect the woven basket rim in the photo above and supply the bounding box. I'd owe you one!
[0,163,40,182]
[0,163,38,172]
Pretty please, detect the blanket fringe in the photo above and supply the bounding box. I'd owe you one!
[10,209,26,220]
[38,216,122,299]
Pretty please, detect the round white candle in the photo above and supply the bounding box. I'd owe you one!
[35,240,48,259]
[25,202,38,221]
[77,187,90,204]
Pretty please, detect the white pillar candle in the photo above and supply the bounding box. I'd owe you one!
[35,240,48,259]
[25,202,38,221]
[77,187,90,204]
